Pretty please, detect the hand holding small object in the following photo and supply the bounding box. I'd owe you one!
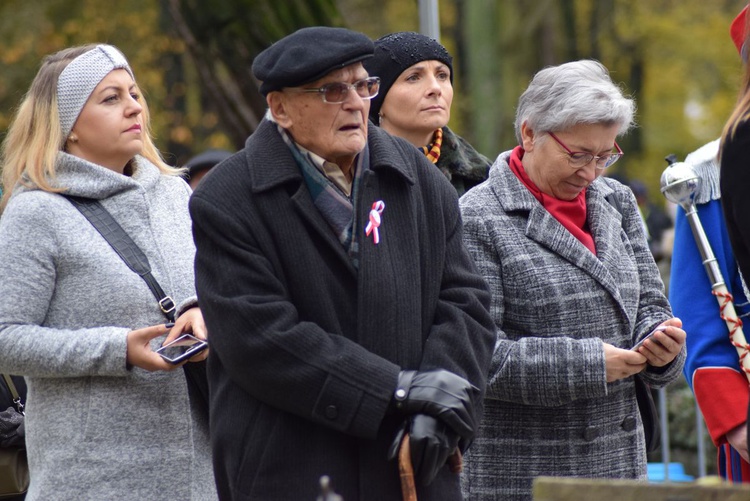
[126,323,178,372]
[393,369,477,439]
[633,318,686,368]
[164,307,209,363]
[388,414,460,486]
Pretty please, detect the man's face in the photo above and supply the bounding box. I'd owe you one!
[269,63,370,173]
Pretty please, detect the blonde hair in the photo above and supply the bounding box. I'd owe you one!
[1,44,179,209]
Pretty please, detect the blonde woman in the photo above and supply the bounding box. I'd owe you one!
[0,44,216,500]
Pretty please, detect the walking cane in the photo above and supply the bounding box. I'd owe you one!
[660,155,750,382]
[398,433,418,501]
[398,433,464,501]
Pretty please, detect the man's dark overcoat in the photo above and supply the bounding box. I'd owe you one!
[190,120,495,501]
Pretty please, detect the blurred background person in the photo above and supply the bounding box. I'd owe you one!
[184,148,232,189]
[628,178,673,263]
[459,59,686,501]
[0,44,216,500]
[364,31,490,196]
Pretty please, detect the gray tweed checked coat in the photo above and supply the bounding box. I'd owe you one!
[458,150,685,501]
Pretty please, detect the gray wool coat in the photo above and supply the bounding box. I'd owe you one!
[0,154,217,501]
[458,151,686,501]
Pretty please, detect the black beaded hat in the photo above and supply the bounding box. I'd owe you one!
[363,32,453,123]
[252,26,375,96]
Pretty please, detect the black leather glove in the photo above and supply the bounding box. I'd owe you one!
[393,369,477,439]
[388,414,460,486]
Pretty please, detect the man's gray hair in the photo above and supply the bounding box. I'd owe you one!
[513,60,635,144]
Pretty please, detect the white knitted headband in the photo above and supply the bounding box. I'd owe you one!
[57,44,134,139]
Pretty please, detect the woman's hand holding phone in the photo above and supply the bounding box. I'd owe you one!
[126,323,179,372]
[603,343,647,382]
[632,318,686,368]
[126,307,209,372]
[156,334,208,364]
[631,326,666,352]
[163,307,209,363]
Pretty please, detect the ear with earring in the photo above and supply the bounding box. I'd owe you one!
[68,134,78,143]
[378,113,383,126]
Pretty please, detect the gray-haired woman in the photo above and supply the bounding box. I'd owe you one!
[459,60,686,501]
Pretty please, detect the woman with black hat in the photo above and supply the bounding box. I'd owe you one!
[364,32,490,196]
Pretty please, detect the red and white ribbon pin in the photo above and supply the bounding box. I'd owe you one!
[365,200,385,244]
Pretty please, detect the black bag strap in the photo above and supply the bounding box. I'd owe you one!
[1,374,24,415]
[64,196,176,322]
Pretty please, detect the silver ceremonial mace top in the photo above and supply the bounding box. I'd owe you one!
[660,156,723,287]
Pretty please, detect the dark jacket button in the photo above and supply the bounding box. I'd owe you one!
[621,415,637,432]
[583,426,599,441]
[325,405,338,420]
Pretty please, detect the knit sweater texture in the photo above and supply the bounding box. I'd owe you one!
[0,153,216,500]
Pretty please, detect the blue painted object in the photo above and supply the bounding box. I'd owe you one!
[647,462,695,482]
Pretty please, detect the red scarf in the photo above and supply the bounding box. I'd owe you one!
[508,146,596,255]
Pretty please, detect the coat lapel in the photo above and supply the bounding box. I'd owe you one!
[586,183,625,291]
[491,155,622,304]
[290,185,356,274]
[247,121,356,274]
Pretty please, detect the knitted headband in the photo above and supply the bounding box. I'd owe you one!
[57,44,134,139]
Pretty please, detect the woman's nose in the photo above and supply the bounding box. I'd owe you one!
[426,75,442,95]
[127,97,143,116]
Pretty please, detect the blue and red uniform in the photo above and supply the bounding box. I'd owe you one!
[669,140,750,482]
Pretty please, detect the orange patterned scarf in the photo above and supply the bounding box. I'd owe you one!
[420,128,443,164]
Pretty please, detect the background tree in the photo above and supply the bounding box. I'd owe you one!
[164,0,344,148]
[1,0,744,180]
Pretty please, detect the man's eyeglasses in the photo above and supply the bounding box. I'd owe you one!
[547,131,623,170]
[289,77,380,104]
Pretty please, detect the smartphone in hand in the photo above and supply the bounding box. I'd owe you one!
[631,326,666,351]
[156,333,208,364]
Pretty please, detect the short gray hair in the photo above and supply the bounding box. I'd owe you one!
[514,60,635,144]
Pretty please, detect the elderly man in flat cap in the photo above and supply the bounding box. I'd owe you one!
[189,26,494,501]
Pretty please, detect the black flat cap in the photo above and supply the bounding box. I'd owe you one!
[252,26,374,96]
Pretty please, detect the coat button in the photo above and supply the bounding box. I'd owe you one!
[325,405,338,420]
[621,415,637,432]
[583,426,599,441]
